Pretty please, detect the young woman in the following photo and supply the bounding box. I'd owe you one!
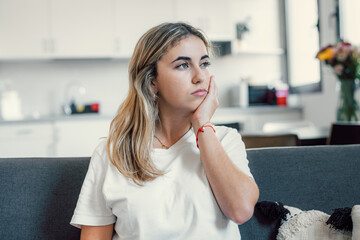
[71,22,259,240]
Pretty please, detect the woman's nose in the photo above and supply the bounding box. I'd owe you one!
[192,66,206,84]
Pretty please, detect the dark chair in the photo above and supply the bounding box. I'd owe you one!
[241,133,300,149]
[327,122,360,145]
[217,122,241,131]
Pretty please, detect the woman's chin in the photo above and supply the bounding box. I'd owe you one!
[190,102,203,113]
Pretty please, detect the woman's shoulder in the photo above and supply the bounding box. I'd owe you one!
[214,125,240,139]
[93,138,108,155]
[90,138,131,183]
[89,138,109,167]
[214,124,245,149]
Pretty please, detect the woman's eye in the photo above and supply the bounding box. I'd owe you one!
[201,61,211,68]
[176,62,189,69]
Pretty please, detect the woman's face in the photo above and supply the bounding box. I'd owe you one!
[153,35,211,114]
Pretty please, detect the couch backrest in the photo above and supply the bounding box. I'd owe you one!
[0,157,89,240]
[239,144,360,239]
[1,145,359,240]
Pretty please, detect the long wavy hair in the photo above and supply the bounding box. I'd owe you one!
[106,22,212,185]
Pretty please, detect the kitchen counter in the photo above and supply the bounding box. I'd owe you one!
[0,106,302,125]
[216,106,302,114]
[0,106,303,157]
[0,113,114,125]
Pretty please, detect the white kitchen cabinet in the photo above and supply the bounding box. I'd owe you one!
[0,0,50,59]
[113,0,175,58]
[0,117,111,157]
[0,0,114,59]
[0,123,54,157]
[174,0,233,41]
[0,0,235,59]
[49,0,114,58]
[54,118,111,157]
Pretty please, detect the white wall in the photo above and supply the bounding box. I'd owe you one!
[0,60,129,118]
[0,0,340,128]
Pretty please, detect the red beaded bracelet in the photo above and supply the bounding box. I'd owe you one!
[196,124,216,148]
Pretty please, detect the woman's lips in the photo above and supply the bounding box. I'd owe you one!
[191,89,208,96]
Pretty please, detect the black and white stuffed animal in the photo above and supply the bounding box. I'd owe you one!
[255,201,360,240]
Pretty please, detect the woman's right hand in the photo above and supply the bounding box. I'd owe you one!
[191,75,219,132]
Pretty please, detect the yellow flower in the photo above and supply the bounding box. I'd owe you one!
[316,47,333,61]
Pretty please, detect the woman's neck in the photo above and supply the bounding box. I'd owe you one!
[155,111,192,147]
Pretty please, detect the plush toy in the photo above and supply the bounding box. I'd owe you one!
[255,201,359,240]
[352,205,360,240]
[326,207,353,231]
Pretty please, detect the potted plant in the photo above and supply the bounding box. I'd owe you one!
[316,41,360,121]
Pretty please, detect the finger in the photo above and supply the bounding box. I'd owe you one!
[207,75,214,92]
[209,76,216,96]
[213,79,218,97]
[211,76,218,97]
[209,77,219,109]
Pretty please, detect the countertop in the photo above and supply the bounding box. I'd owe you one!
[0,113,114,125]
[0,106,302,125]
[216,106,302,114]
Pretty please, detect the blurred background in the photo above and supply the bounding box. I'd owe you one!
[0,0,359,157]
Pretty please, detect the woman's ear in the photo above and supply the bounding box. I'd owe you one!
[151,79,158,95]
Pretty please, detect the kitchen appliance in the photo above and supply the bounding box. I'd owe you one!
[0,80,23,120]
[248,85,277,106]
[230,78,249,107]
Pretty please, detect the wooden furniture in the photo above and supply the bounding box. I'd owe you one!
[327,122,360,145]
[262,121,329,146]
[241,133,300,149]
[218,120,329,148]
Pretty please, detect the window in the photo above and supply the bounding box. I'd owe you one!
[338,0,360,44]
[284,0,321,93]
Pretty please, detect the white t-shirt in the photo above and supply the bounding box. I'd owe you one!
[70,126,253,240]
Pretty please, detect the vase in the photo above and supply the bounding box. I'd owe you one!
[336,79,360,121]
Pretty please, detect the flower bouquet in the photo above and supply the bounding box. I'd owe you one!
[316,41,360,121]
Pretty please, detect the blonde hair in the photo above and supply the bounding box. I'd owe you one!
[106,22,212,185]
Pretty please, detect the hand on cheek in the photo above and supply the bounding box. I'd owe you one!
[191,75,219,132]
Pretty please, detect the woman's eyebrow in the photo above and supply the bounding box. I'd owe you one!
[201,55,209,60]
[172,54,209,63]
[171,56,191,63]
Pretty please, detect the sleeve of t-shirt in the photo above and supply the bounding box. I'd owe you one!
[220,127,253,178]
[70,148,116,229]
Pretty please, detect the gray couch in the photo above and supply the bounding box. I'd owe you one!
[1,144,359,240]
